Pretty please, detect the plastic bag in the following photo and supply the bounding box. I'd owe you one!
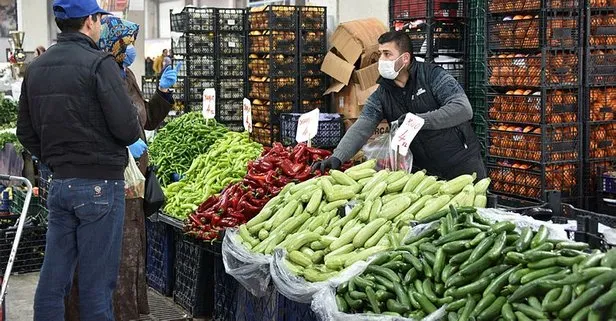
[124,150,145,199]
[222,228,273,297]
[312,286,446,321]
[270,248,375,303]
[476,208,569,240]
[362,121,413,173]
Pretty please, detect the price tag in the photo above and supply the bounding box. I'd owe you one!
[202,88,216,120]
[391,113,425,156]
[228,19,236,26]
[243,98,253,133]
[228,41,237,48]
[296,108,320,144]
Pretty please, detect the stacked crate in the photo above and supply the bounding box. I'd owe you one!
[298,7,328,113]
[485,0,583,204]
[390,0,467,88]
[248,6,328,146]
[468,0,488,157]
[583,0,616,209]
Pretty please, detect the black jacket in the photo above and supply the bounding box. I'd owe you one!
[17,32,141,180]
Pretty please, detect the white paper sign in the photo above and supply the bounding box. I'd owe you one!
[391,113,425,156]
[202,88,216,120]
[243,98,253,133]
[296,108,320,143]
[228,42,237,48]
[228,19,236,26]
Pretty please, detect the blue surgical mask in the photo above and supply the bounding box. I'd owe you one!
[123,45,136,67]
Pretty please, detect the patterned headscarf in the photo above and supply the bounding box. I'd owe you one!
[98,16,140,66]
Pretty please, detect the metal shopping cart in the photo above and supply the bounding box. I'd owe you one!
[0,175,33,321]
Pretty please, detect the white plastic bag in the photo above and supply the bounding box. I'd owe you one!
[222,228,273,297]
[476,208,569,240]
[362,121,413,173]
[124,151,145,199]
[270,248,375,303]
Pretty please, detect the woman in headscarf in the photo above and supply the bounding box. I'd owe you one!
[65,16,179,321]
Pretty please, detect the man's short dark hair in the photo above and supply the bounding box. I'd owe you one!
[55,11,98,33]
[163,49,168,53]
[378,31,413,55]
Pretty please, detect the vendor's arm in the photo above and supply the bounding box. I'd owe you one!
[16,76,41,158]
[144,88,173,130]
[415,68,473,130]
[332,89,384,162]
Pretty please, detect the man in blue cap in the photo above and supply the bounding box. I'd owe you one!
[16,1,142,320]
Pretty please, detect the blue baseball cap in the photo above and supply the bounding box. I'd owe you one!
[53,0,111,19]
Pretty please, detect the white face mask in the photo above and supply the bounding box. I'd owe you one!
[378,54,406,80]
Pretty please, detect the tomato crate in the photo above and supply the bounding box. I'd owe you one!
[145,218,175,297]
[141,76,158,98]
[249,78,297,102]
[300,76,327,100]
[217,8,246,32]
[280,113,343,149]
[249,32,297,54]
[588,12,616,50]
[300,99,328,113]
[487,89,580,124]
[587,51,616,86]
[402,21,466,56]
[0,222,46,274]
[248,55,297,78]
[248,5,298,31]
[300,54,324,76]
[251,126,281,147]
[172,33,216,56]
[487,52,579,87]
[488,0,579,12]
[218,56,246,78]
[216,99,243,123]
[390,0,465,20]
[487,160,580,201]
[300,30,326,54]
[218,33,245,56]
[185,78,216,101]
[585,121,616,160]
[299,6,326,30]
[251,102,296,125]
[588,86,616,121]
[172,233,215,318]
[170,7,216,33]
[488,14,580,50]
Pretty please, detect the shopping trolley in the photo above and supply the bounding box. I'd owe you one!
[0,174,33,321]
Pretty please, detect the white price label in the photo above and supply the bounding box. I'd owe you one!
[228,19,236,26]
[391,113,425,156]
[243,98,253,133]
[202,88,216,120]
[296,108,320,143]
[228,41,237,48]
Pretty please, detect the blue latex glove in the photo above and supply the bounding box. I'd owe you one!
[159,62,182,89]
[128,139,147,158]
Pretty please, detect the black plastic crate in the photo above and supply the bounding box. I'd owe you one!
[217,99,243,123]
[402,21,465,56]
[300,30,326,54]
[587,11,616,50]
[433,58,465,87]
[219,33,245,56]
[211,244,238,321]
[170,7,216,33]
[587,86,616,121]
[488,123,581,163]
[585,121,616,160]
[280,113,343,148]
[582,160,616,198]
[0,223,46,274]
[251,101,296,124]
[300,76,327,100]
[146,218,175,297]
[218,56,246,78]
[488,0,579,12]
[488,14,580,50]
[249,31,297,54]
[390,0,465,19]
[248,5,298,31]
[251,125,281,147]
[487,52,580,87]
[248,55,297,77]
[300,54,324,76]
[224,122,246,133]
[172,33,216,56]
[299,6,326,30]
[487,89,580,124]
[142,76,158,98]
[562,203,615,250]
[588,51,616,86]
[235,285,283,321]
[186,55,216,78]
[219,78,246,100]
[172,77,186,101]
[279,296,317,321]
[186,78,216,101]
[173,233,214,318]
[249,78,297,101]
[217,8,246,32]
[300,99,328,113]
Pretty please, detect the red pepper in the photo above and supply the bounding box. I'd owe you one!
[227,208,245,220]
[265,171,279,185]
[291,144,307,162]
[219,216,240,227]
[255,187,265,197]
[290,163,306,174]
[307,147,332,157]
[279,159,297,176]
[269,186,283,195]
[239,199,261,216]
[211,214,221,226]
[249,197,269,207]
[188,214,203,227]
[274,176,291,187]
[294,166,312,181]
[197,195,219,212]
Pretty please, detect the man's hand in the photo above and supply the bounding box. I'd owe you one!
[128,138,147,158]
[159,62,182,90]
[311,156,342,173]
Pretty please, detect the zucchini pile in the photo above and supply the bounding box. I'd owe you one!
[335,207,616,320]
[236,160,490,283]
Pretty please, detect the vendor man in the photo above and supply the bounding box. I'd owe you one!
[314,31,486,180]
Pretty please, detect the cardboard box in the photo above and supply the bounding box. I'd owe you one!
[332,83,379,119]
[343,118,390,143]
[321,18,387,91]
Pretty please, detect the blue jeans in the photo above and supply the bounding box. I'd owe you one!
[33,178,125,321]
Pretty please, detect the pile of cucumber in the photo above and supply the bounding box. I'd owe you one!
[335,206,616,320]
[236,160,490,282]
